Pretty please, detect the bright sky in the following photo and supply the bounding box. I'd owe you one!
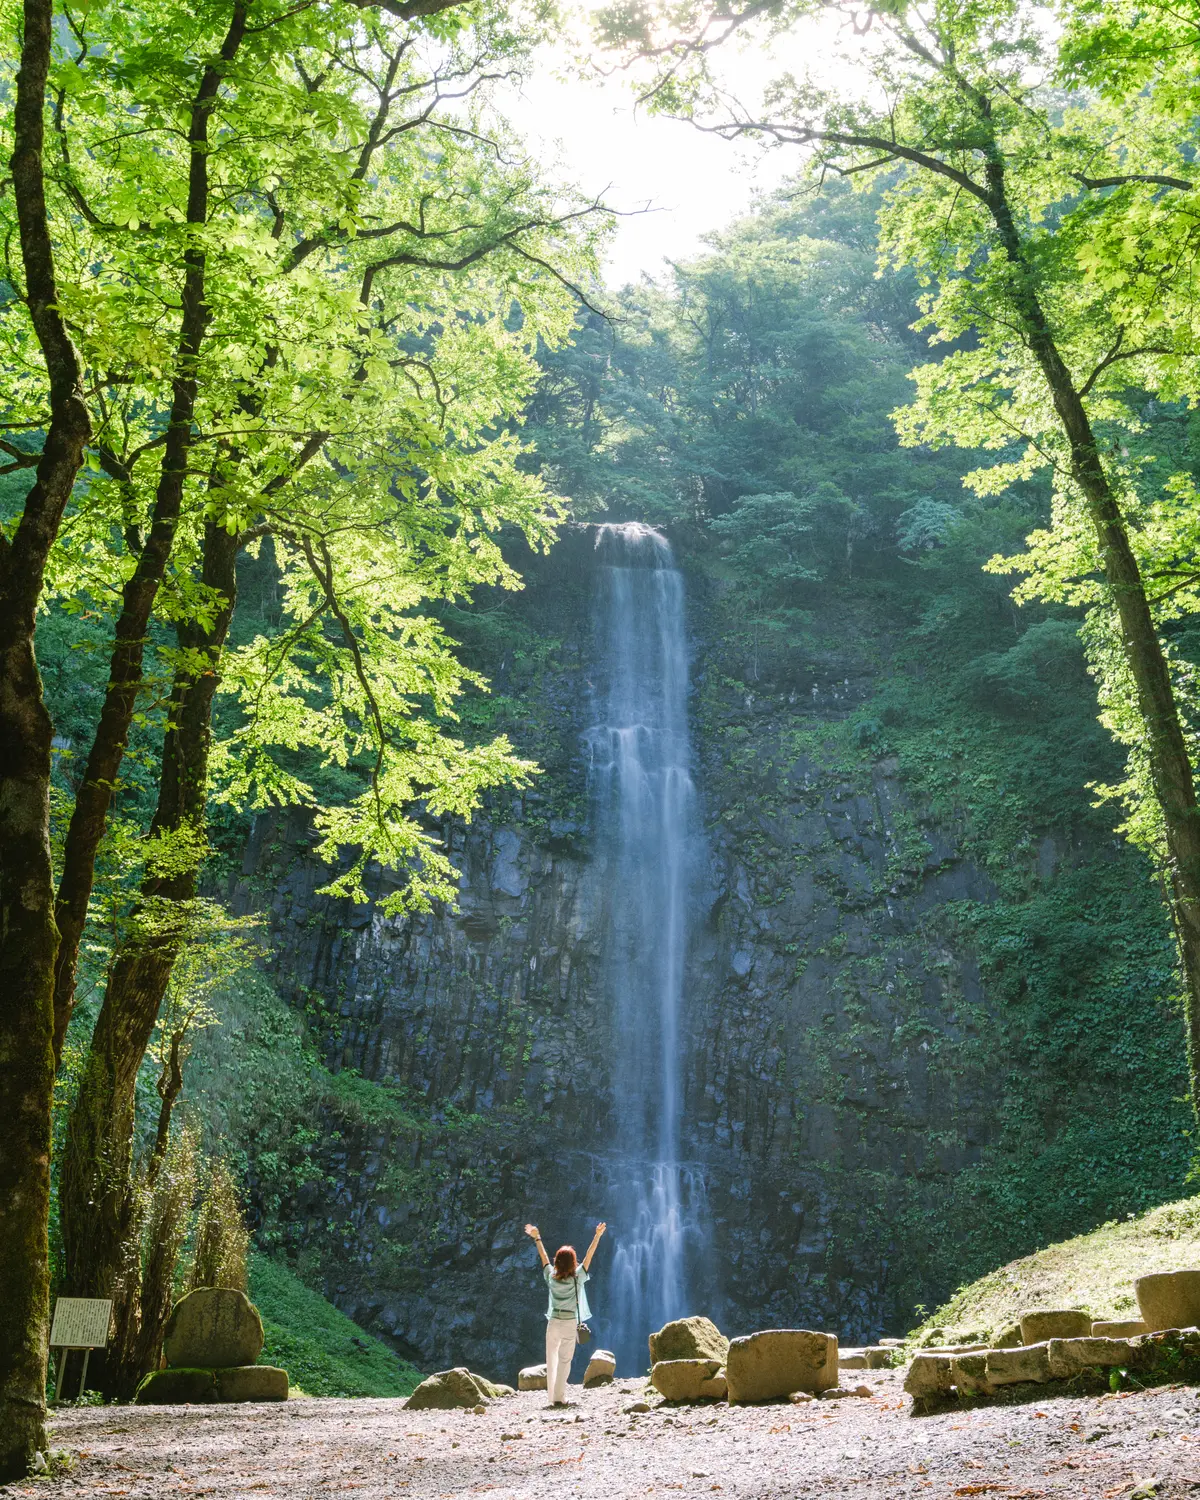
[503,64,795,288]
[498,10,864,288]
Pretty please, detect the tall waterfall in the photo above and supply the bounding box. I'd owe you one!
[586,522,704,1373]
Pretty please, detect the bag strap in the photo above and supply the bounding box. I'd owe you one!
[573,1273,582,1327]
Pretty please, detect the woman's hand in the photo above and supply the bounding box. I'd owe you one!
[594,1222,606,1239]
[524,1223,540,1240]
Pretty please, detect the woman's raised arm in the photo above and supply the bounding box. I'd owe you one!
[581,1221,606,1271]
[524,1223,550,1268]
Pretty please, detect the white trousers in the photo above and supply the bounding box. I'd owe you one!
[545,1319,577,1403]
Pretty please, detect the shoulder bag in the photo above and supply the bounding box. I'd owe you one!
[572,1273,593,1344]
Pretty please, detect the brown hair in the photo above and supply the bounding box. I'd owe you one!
[553,1245,577,1279]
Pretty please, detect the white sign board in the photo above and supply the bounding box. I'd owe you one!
[50,1298,112,1350]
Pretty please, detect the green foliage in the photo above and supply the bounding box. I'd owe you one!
[249,1254,421,1397]
[188,1159,250,1295]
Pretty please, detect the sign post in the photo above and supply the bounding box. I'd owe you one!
[49,1298,113,1404]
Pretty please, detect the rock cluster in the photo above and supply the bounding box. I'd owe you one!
[517,1350,615,1391]
[134,1288,288,1405]
[903,1274,1200,1408]
[646,1318,838,1405]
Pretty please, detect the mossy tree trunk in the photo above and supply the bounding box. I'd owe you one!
[0,0,92,1476]
[60,524,239,1354]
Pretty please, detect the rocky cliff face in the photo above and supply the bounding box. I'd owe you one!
[226,532,1177,1382]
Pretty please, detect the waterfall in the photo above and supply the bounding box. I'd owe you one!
[585,522,704,1373]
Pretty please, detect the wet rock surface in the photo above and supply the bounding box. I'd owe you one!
[36,1373,1200,1498]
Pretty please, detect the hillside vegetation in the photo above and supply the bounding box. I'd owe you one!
[915,1195,1200,1343]
[251,1255,422,1398]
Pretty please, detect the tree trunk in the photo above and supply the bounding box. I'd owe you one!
[50,1,248,1064]
[0,0,92,1476]
[984,163,1200,1117]
[60,523,239,1328]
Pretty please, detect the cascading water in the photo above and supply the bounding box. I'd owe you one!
[585,522,706,1372]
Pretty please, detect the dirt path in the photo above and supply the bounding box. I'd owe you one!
[8,1370,1199,1499]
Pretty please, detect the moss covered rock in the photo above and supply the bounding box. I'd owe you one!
[405,1368,514,1410]
[134,1368,218,1404]
[648,1317,729,1366]
[163,1288,263,1369]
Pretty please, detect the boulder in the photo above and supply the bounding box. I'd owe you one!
[214,1366,289,1402]
[994,1323,1023,1349]
[1092,1319,1147,1339]
[949,1354,994,1397]
[1019,1310,1091,1344]
[405,1368,513,1410]
[1045,1337,1130,1379]
[651,1359,725,1401]
[163,1288,263,1370]
[985,1343,1051,1386]
[134,1367,217,1404]
[903,1353,952,1398]
[518,1364,547,1391]
[725,1330,837,1403]
[839,1346,892,1370]
[648,1317,729,1366]
[1135,1269,1200,1333]
[583,1350,616,1388]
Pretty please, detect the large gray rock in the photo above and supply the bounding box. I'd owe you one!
[648,1317,728,1366]
[583,1350,616,1388]
[1135,1269,1200,1332]
[650,1359,726,1401]
[1019,1309,1091,1344]
[725,1330,837,1403]
[518,1363,547,1391]
[405,1368,514,1410]
[1092,1319,1147,1339]
[163,1288,263,1369]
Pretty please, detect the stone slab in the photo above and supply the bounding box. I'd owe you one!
[1019,1310,1091,1344]
[1046,1337,1130,1378]
[1092,1319,1147,1339]
[986,1343,1051,1386]
[726,1330,838,1403]
[134,1368,217,1405]
[903,1353,952,1398]
[214,1365,289,1402]
[949,1353,994,1397]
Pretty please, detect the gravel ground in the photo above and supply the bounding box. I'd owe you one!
[8,1370,1200,1499]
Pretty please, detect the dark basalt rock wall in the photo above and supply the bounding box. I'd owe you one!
[225,537,1073,1380]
